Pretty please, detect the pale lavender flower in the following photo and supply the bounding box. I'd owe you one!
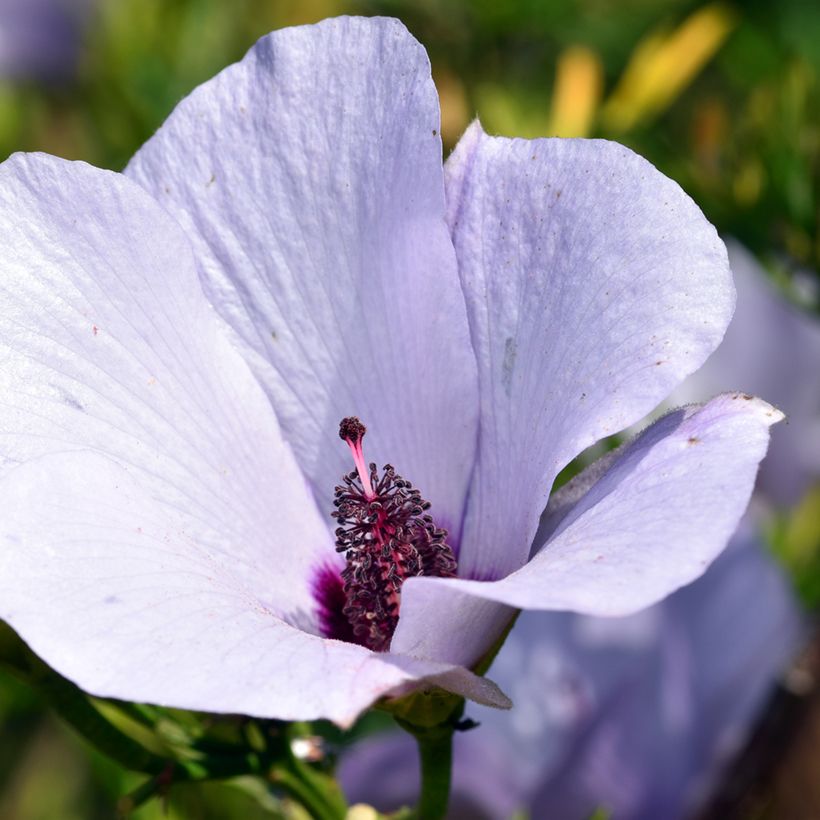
[0,18,781,726]
[340,242,816,816]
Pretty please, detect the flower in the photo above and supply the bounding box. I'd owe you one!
[340,242,817,816]
[0,17,782,726]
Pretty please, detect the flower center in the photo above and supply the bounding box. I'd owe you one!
[331,417,457,651]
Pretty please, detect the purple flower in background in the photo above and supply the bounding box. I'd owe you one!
[0,0,94,81]
[341,242,817,817]
[0,18,781,726]
[671,240,820,507]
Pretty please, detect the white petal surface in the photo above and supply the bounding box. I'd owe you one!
[446,122,733,578]
[391,585,514,669]
[0,453,509,725]
[0,153,330,618]
[398,393,780,622]
[126,17,478,542]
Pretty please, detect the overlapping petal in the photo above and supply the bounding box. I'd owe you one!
[446,122,733,578]
[0,153,332,613]
[126,16,479,541]
[394,393,780,658]
[0,452,509,725]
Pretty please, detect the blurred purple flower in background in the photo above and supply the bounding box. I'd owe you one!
[671,240,820,507]
[0,0,94,81]
[0,17,781,728]
[340,242,820,817]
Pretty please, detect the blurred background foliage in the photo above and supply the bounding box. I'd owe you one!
[2,0,818,284]
[0,0,818,817]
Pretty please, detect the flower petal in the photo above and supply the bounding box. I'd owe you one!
[391,584,515,669]
[397,393,781,621]
[446,122,733,578]
[0,452,509,725]
[126,17,479,541]
[0,152,331,618]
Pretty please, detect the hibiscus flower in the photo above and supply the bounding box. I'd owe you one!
[0,17,780,728]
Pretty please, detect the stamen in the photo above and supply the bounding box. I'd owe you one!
[331,417,457,652]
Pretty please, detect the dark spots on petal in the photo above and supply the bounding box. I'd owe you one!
[270,330,278,341]
[311,563,358,645]
[687,436,700,445]
[502,337,517,397]
[92,324,99,336]
[206,173,216,187]
[63,394,84,412]
[432,129,437,136]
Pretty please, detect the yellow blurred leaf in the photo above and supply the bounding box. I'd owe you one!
[548,45,603,137]
[602,3,738,132]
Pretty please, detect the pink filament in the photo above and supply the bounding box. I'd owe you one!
[344,437,375,499]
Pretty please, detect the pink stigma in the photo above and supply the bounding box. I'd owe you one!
[339,417,375,499]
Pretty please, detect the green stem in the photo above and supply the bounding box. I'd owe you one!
[261,721,347,820]
[415,725,454,819]
[397,710,458,820]
[273,760,345,820]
